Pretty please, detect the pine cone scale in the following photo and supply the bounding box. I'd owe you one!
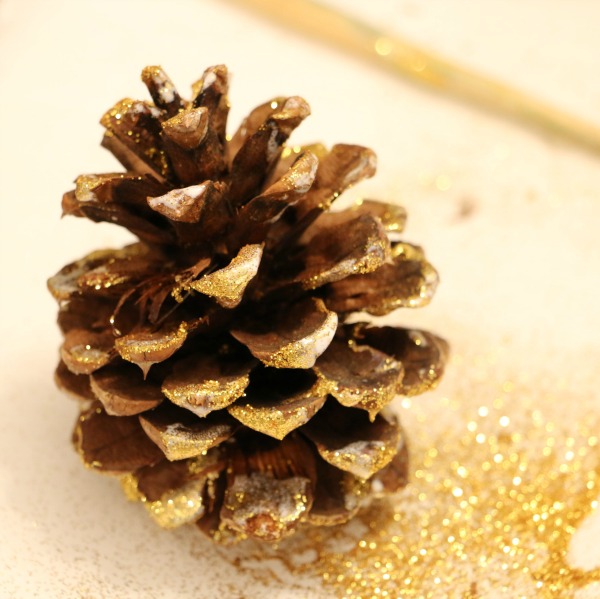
[60,328,114,375]
[228,97,310,207]
[293,143,377,220]
[139,404,238,461]
[307,458,365,526]
[114,321,188,377]
[161,352,254,418]
[89,362,164,416]
[221,433,316,541]
[230,296,337,369]
[141,66,184,117]
[55,361,95,402]
[313,337,404,412]
[161,107,209,151]
[75,403,164,473]
[301,400,401,479]
[227,372,328,440]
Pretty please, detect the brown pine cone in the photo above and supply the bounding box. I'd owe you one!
[48,65,448,543]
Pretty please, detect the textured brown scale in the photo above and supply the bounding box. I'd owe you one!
[90,362,164,416]
[49,65,448,543]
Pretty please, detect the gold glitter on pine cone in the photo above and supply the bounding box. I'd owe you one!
[48,65,448,543]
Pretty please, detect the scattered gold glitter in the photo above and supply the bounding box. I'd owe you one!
[228,352,600,597]
[299,380,600,595]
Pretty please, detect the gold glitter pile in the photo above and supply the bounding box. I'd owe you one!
[231,350,600,597]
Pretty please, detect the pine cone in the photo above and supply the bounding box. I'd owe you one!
[48,65,448,543]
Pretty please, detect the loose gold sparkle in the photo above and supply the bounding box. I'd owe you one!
[226,351,600,597]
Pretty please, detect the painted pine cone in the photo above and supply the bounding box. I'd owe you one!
[48,65,448,543]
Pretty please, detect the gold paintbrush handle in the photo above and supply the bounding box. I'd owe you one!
[231,0,600,156]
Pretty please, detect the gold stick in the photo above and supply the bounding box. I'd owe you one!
[230,0,600,156]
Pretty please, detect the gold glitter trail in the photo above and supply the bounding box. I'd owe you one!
[230,353,600,598]
[291,386,600,597]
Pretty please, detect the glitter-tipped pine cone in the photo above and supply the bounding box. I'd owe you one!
[48,65,448,543]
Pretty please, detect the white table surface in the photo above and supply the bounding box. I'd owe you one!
[1,1,600,597]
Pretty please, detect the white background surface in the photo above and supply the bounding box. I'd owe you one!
[1,1,600,597]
